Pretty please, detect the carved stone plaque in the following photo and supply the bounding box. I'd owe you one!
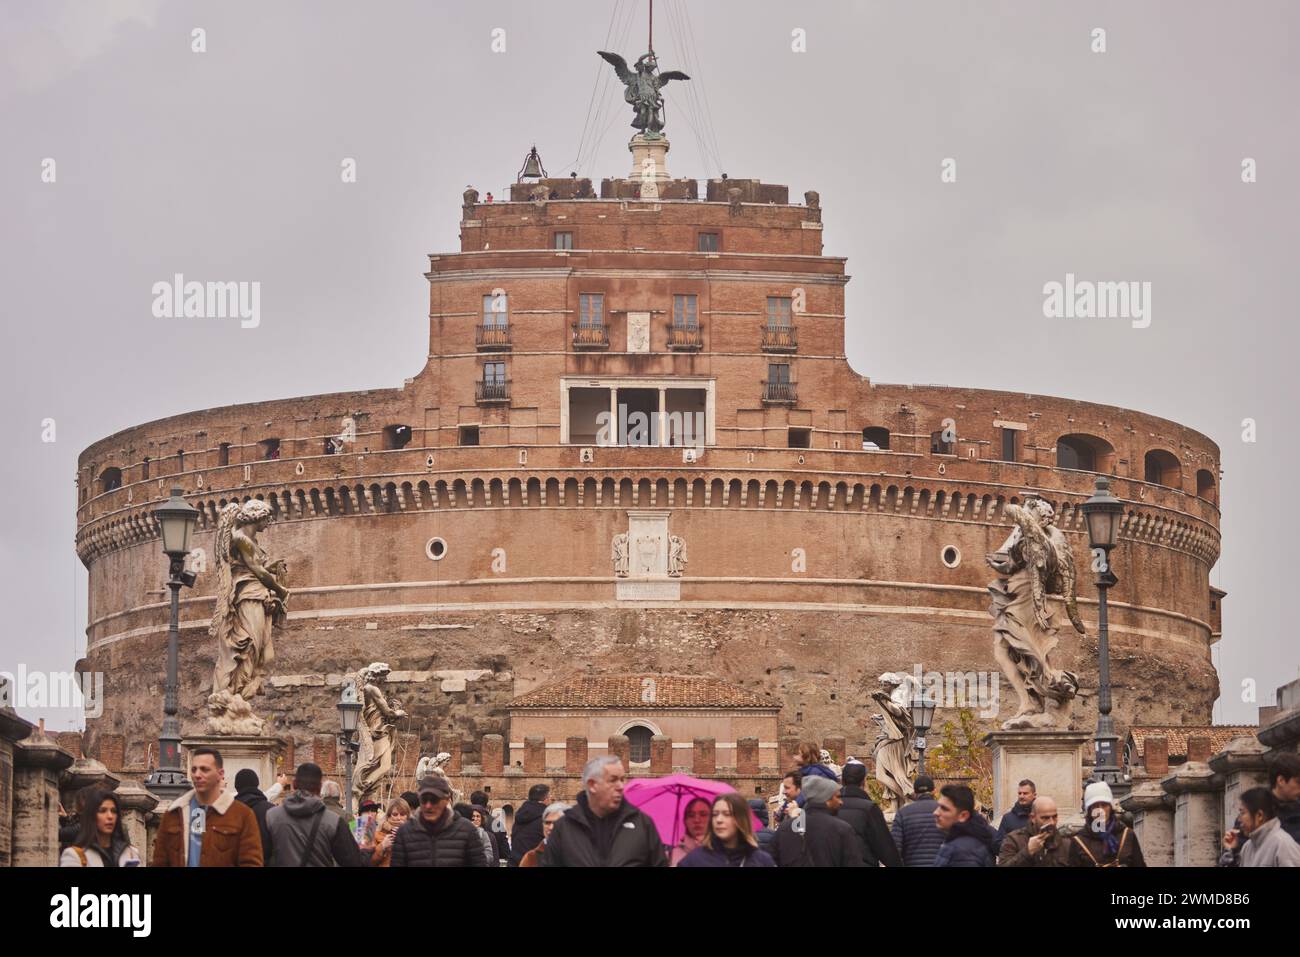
[627,312,650,353]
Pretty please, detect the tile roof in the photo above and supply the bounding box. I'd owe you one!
[1126,725,1257,761]
[509,673,774,710]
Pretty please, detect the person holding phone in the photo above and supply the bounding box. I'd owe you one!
[998,796,1069,866]
[60,788,142,867]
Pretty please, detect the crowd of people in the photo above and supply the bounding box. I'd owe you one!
[56,745,1300,868]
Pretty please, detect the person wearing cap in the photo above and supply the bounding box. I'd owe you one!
[233,768,273,862]
[837,760,902,867]
[265,763,363,867]
[1068,781,1144,867]
[891,774,945,866]
[771,775,865,867]
[933,783,997,867]
[390,776,488,868]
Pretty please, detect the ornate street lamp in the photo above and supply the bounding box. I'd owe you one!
[1081,474,1124,786]
[145,487,199,799]
[910,687,938,775]
[337,681,363,820]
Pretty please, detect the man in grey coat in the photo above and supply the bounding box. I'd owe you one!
[266,763,362,867]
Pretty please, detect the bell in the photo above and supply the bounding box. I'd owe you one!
[517,145,547,181]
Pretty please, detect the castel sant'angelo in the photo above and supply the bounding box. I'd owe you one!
[75,51,1223,784]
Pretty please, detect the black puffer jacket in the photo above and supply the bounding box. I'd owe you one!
[235,787,273,862]
[836,787,903,867]
[542,792,667,867]
[994,802,1032,854]
[891,794,945,866]
[391,807,489,868]
[510,800,547,864]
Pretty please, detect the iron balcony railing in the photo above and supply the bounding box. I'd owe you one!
[571,323,610,349]
[668,325,703,350]
[761,323,798,352]
[762,379,798,404]
[475,379,511,403]
[475,324,511,350]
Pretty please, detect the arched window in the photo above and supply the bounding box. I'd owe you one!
[1056,433,1116,473]
[99,467,122,493]
[1144,449,1181,488]
[383,424,413,450]
[1196,468,1217,505]
[625,725,654,764]
[862,427,890,450]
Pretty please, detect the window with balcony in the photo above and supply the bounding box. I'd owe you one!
[573,293,608,348]
[476,362,509,403]
[763,297,797,351]
[763,363,796,403]
[669,294,701,349]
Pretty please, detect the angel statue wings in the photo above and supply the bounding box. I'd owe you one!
[597,50,690,137]
[869,672,921,814]
[353,663,408,807]
[208,499,289,733]
[986,497,1083,730]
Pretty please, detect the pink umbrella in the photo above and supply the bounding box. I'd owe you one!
[623,774,765,847]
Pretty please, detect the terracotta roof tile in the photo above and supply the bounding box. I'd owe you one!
[1126,725,1257,760]
[509,673,773,709]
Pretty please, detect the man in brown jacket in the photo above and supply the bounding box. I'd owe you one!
[998,796,1070,867]
[153,747,264,867]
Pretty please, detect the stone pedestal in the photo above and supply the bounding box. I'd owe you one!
[985,730,1089,827]
[1209,735,1270,837]
[1120,780,1175,867]
[1162,762,1222,867]
[0,707,35,866]
[59,756,119,813]
[180,735,287,797]
[114,782,160,863]
[13,731,75,866]
[628,134,670,199]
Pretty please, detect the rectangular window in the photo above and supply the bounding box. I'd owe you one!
[482,293,508,327]
[788,428,811,449]
[218,443,231,466]
[767,297,793,329]
[1001,428,1018,462]
[579,293,604,327]
[553,231,573,250]
[459,426,480,446]
[483,361,506,384]
[768,362,791,384]
[931,430,954,455]
[672,294,698,328]
[698,232,720,252]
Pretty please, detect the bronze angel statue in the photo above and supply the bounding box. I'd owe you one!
[597,50,690,137]
[986,498,1082,729]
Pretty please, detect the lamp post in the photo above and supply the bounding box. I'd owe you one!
[1081,474,1124,786]
[144,487,199,799]
[910,686,938,776]
[337,681,362,820]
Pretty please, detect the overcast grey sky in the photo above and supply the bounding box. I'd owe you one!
[2,0,1296,730]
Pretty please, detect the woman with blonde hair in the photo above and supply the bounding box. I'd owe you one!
[678,793,775,867]
[370,796,411,868]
